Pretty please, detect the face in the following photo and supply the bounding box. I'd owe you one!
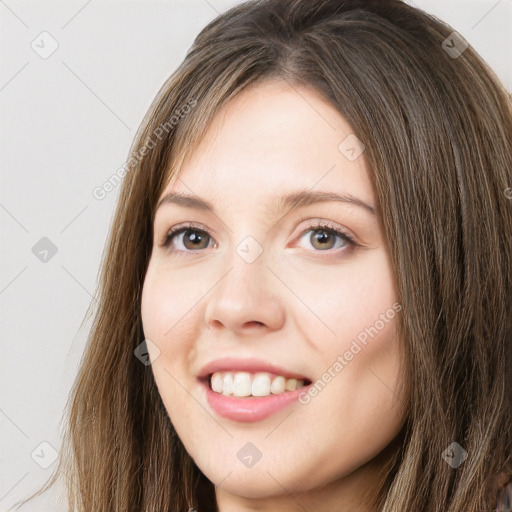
[141,79,406,510]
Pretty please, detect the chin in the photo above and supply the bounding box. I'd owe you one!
[198,457,312,499]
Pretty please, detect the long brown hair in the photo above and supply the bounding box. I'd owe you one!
[15,0,512,510]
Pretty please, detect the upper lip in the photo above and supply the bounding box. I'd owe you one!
[197,357,312,382]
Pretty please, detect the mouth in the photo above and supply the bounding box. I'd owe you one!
[199,371,314,423]
[200,371,313,398]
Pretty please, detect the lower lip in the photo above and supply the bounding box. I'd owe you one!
[199,379,310,423]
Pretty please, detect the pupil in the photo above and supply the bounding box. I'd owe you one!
[189,232,200,243]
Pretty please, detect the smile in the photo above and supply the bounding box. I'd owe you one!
[198,373,313,423]
[208,370,310,397]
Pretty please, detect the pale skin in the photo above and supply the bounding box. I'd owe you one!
[141,79,407,512]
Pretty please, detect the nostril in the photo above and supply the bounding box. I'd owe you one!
[246,321,264,327]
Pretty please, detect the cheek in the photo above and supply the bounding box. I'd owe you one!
[140,263,202,417]
[141,260,204,349]
[287,250,399,355]
[289,252,404,437]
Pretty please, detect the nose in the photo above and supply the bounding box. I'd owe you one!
[204,253,286,335]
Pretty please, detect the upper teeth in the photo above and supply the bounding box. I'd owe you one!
[210,371,307,397]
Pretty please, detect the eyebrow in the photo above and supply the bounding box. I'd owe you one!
[156,190,377,217]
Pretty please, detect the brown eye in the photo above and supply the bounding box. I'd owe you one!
[310,229,337,250]
[298,223,355,252]
[181,229,210,250]
[163,227,212,252]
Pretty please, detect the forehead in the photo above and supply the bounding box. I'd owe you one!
[160,80,375,213]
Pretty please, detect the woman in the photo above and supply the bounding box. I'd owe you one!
[15,0,512,510]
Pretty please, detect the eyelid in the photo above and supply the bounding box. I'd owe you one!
[293,215,359,244]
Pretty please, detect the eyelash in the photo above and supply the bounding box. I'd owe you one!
[160,220,358,255]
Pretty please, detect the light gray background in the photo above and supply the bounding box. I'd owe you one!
[1,1,511,510]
